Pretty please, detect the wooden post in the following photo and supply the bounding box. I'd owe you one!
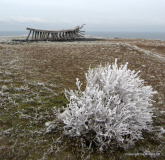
[37,31,39,39]
[55,33,58,40]
[59,32,61,39]
[34,31,37,40]
[52,33,55,40]
[41,32,43,40]
[32,30,34,40]
[46,32,48,40]
[43,32,45,40]
[47,33,50,39]
[26,30,31,40]
[40,32,42,40]
[36,31,38,40]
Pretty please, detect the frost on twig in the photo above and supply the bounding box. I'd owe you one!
[57,59,157,150]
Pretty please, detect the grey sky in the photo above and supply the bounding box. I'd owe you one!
[0,0,165,31]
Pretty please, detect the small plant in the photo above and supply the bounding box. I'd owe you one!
[57,59,157,150]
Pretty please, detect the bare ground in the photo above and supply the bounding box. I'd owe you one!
[0,37,165,159]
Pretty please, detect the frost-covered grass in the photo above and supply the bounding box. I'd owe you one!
[0,38,165,159]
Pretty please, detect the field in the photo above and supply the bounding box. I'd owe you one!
[0,37,165,159]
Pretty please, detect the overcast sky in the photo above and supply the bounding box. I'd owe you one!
[0,0,165,32]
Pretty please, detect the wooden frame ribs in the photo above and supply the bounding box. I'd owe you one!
[26,24,86,41]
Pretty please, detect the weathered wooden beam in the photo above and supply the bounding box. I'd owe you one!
[41,32,43,40]
[36,31,38,40]
[47,33,50,39]
[51,33,54,40]
[32,30,35,40]
[39,32,42,39]
[78,32,85,36]
[34,31,36,39]
[26,24,85,41]
[27,27,79,33]
[43,32,46,40]
[37,31,39,39]
[66,32,69,39]
[26,30,31,40]
[55,33,58,40]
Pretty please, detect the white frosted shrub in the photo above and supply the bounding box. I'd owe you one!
[58,59,157,150]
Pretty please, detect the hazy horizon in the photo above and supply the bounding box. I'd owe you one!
[0,0,165,32]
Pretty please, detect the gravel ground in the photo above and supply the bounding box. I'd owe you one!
[0,36,165,159]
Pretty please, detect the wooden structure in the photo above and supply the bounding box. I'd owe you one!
[26,24,86,41]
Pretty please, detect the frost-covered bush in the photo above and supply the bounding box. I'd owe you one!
[58,59,157,150]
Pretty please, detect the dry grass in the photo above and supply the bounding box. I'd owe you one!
[0,37,165,159]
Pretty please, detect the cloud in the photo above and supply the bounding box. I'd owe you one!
[0,17,10,23]
[10,16,46,23]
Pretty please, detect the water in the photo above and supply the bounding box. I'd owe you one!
[86,31,165,40]
[0,31,165,41]
[0,31,28,37]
